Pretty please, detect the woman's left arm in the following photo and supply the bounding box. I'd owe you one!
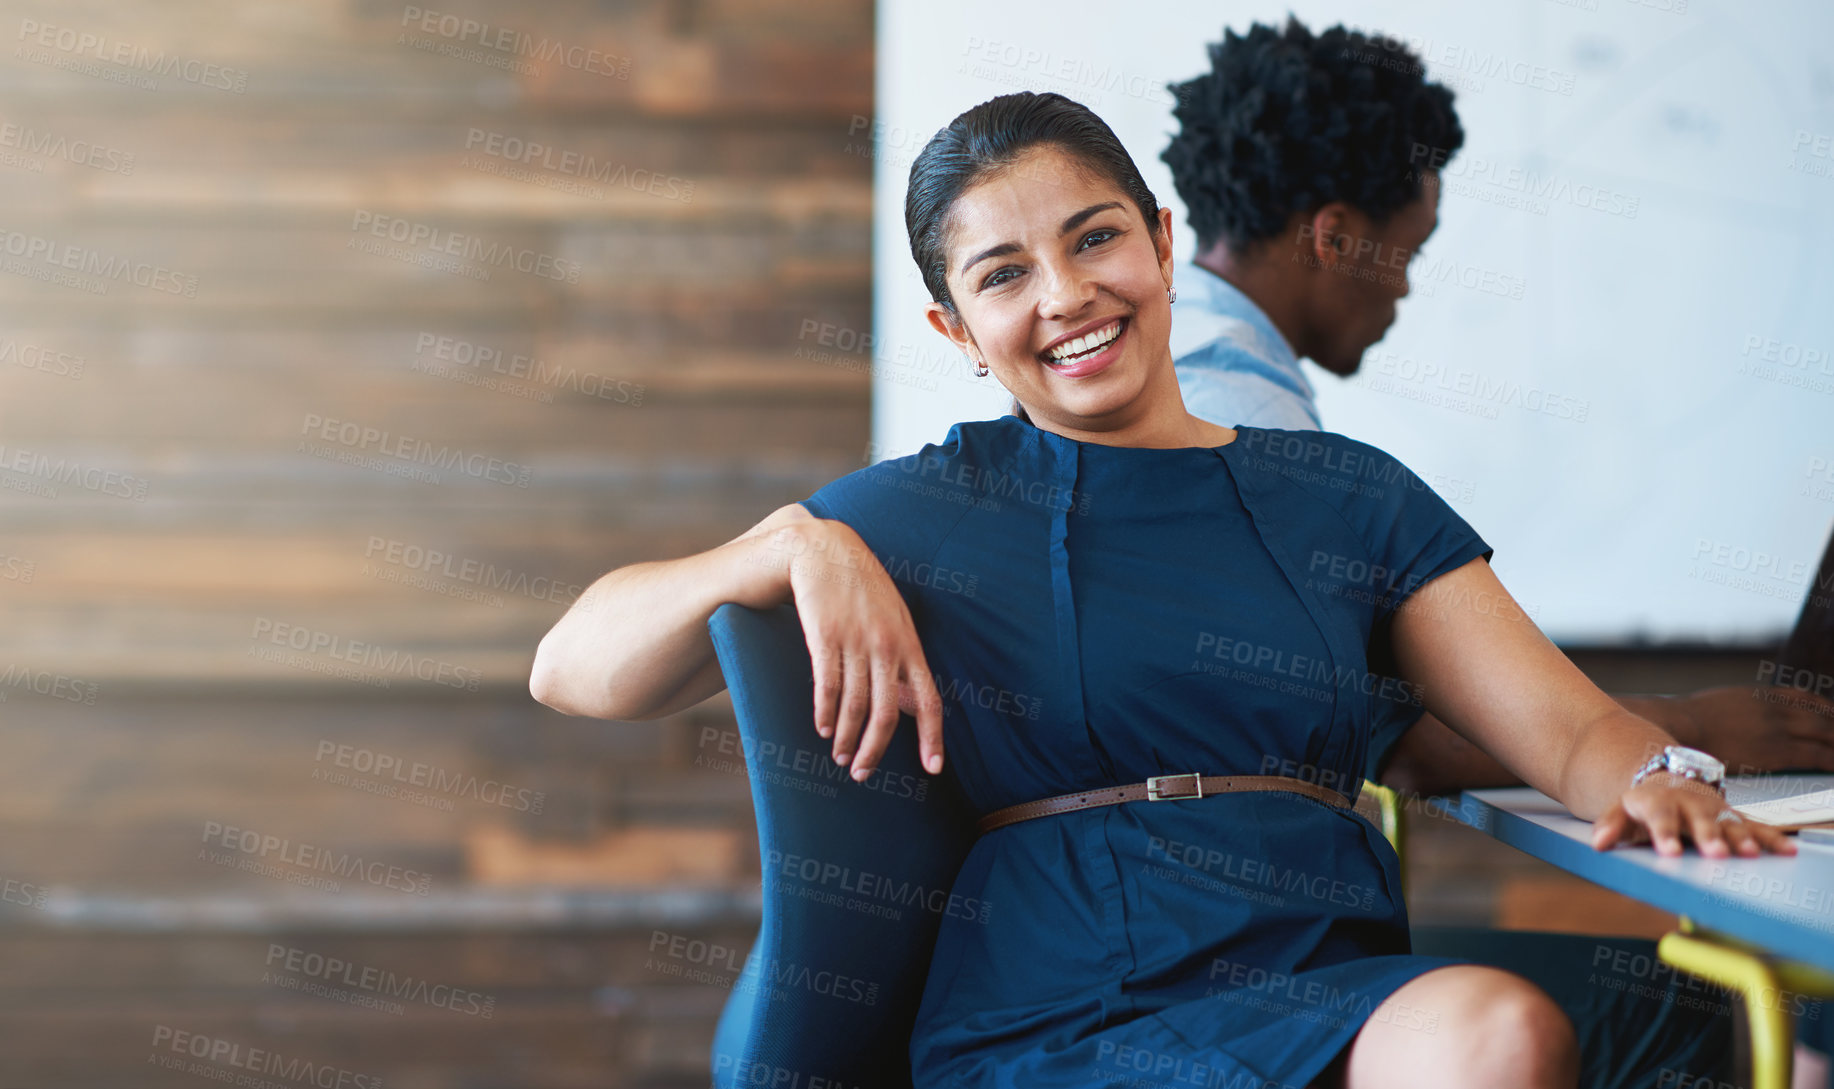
[1390,556,1795,859]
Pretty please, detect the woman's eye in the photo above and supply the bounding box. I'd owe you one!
[983,267,1020,289]
[1079,229,1118,251]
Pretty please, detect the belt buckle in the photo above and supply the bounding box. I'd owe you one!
[1147,773,1204,801]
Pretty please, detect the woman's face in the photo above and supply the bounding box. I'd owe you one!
[927,145,1177,434]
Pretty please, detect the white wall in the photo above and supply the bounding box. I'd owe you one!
[871,0,1834,645]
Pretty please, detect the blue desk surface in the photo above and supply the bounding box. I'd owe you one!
[1452,775,1834,973]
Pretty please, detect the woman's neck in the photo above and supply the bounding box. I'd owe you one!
[1021,408,1237,450]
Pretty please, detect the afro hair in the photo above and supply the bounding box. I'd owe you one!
[1162,17,1464,254]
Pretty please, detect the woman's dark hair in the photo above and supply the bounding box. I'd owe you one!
[1162,17,1464,253]
[905,91,1163,316]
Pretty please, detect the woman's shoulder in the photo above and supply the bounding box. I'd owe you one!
[1228,425,1489,573]
[1225,425,1459,544]
[844,415,1028,483]
[886,414,1031,470]
[1229,424,1396,465]
[798,416,1030,527]
[1227,425,1427,498]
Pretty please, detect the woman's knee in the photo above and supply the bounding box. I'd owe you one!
[1471,970,1579,1083]
[1348,966,1578,1088]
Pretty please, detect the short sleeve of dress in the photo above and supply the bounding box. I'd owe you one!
[1277,433,1495,783]
[792,424,979,574]
[795,485,840,524]
[1309,435,1495,626]
[794,464,911,562]
[796,456,901,526]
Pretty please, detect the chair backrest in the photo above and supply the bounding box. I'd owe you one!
[707,602,980,1089]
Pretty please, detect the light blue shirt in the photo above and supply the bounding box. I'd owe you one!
[1169,264,1322,431]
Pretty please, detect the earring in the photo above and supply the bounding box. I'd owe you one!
[1167,285,1178,304]
[972,355,989,377]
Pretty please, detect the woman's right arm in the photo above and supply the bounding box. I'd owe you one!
[528,501,946,779]
[528,502,807,721]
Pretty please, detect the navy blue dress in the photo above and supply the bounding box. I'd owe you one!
[797,415,1494,1089]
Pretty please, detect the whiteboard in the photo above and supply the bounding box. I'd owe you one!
[872,0,1834,645]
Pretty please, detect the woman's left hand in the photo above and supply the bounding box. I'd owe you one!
[1590,772,1798,857]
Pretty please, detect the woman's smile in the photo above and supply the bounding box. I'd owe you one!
[1039,316,1129,378]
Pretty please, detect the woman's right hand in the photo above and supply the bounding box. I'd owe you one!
[772,517,946,781]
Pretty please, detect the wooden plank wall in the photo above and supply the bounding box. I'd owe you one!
[0,0,873,683]
[0,0,874,1083]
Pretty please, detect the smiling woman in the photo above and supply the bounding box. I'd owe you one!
[528,91,1789,1089]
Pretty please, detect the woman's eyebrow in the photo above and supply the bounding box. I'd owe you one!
[959,201,1127,277]
[961,241,1019,277]
[1060,200,1123,235]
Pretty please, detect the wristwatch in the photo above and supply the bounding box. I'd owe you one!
[1630,745,1726,792]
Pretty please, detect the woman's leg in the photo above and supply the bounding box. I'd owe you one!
[1311,964,1580,1089]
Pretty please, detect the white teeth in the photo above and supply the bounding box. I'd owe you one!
[1046,320,1122,363]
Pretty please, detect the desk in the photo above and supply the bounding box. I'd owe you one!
[1452,775,1834,1089]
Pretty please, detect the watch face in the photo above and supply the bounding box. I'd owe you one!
[1667,746,1725,781]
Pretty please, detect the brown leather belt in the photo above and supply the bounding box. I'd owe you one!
[976,773,1355,835]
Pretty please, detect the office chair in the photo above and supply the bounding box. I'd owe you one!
[705,601,1411,1087]
[707,602,979,1089]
